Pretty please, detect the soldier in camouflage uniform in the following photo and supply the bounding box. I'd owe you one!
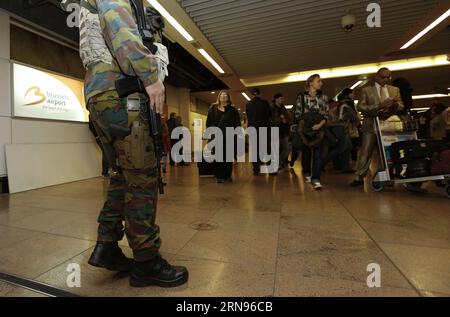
[80,0,188,288]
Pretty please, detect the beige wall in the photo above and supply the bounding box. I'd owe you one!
[165,86,210,150]
[0,11,101,191]
[0,11,11,177]
[166,84,190,128]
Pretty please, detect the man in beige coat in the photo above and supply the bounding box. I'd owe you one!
[350,68,404,187]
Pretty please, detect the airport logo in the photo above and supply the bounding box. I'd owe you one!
[24,86,71,110]
[13,64,88,122]
[24,86,46,106]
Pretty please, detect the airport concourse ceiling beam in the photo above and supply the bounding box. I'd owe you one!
[153,0,248,99]
[384,0,450,55]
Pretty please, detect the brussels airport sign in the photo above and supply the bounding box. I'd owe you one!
[64,3,382,29]
[12,64,89,123]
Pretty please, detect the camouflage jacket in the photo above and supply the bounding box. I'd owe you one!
[81,0,159,102]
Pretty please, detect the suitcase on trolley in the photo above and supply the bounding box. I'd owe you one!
[391,140,447,164]
[406,159,432,178]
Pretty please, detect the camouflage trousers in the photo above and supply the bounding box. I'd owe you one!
[88,91,161,262]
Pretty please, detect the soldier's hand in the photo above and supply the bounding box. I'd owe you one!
[145,80,165,114]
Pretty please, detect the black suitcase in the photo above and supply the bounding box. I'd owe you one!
[391,140,447,164]
[391,140,429,164]
[405,159,431,178]
[197,161,216,177]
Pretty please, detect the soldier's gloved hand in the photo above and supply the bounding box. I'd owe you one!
[145,80,165,114]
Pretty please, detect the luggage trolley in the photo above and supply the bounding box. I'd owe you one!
[371,117,450,198]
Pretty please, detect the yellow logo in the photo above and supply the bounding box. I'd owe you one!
[24,86,46,106]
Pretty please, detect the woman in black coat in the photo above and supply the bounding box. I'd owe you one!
[206,91,241,183]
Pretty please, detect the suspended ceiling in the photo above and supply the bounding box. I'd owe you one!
[178,0,447,78]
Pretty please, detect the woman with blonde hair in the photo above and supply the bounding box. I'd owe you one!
[206,91,241,183]
[293,74,329,190]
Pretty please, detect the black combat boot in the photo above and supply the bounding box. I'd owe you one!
[130,255,189,288]
[88,241,133,272]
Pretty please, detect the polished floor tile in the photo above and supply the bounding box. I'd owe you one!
[277,237,412,290]
[6,192,104,215]
[133,255,275,297]
[0,233,94,279]
[0,163,449,297]
[420,290,450,297]
[47,213,100,242]
[379,243,450,295]
[0,281,48,297]
[0,280,15,296]
[0,225,41,250]
[35,246,176,297]
[0,205,53,225]
[274,273,418,297]
[178,210,280,273]
[0,208,88,233]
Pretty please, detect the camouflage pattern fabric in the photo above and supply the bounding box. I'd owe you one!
[82,0,159,102]
[89,91,161,261]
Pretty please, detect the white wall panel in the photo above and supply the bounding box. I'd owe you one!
[6,143,101,193]
[12,119,93,144]
[0,117,11,176]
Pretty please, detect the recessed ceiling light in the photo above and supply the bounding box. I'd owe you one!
[243,55,449,87]
[412,93,450,100]
[350,80,364,90]
[401,9,450,50]
[147,0,194,42]
[241,92,251,101]
[198,49,225,74]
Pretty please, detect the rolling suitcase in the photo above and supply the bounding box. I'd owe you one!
[405,159,432,178]
[198,150,216,177]
[391,140,447,164]
[197,161,216,177]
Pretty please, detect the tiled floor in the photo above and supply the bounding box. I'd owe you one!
[0,162,449,297]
